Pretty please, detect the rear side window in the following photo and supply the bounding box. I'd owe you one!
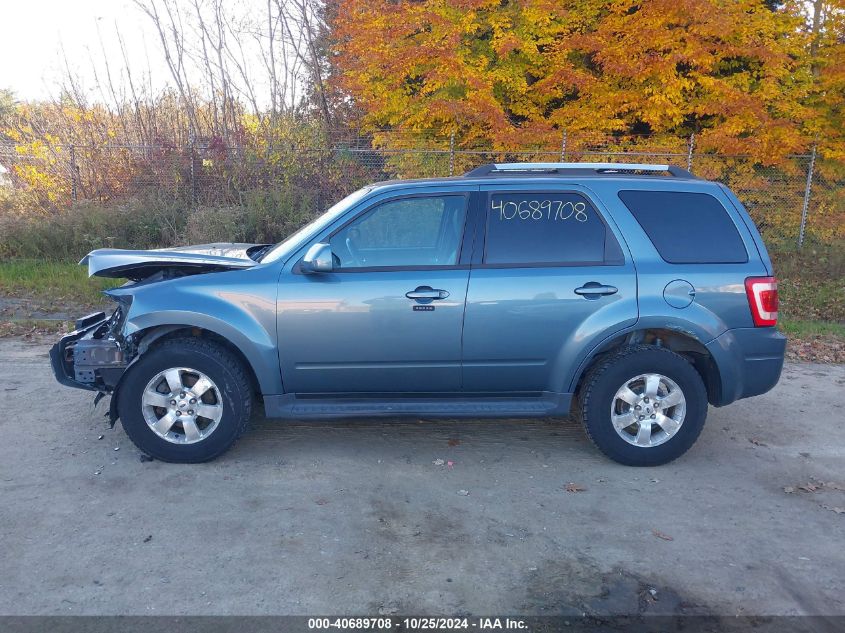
[484,192,620,265]
[618,190,748,264]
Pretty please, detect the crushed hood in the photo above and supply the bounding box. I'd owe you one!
[81,243,269,280]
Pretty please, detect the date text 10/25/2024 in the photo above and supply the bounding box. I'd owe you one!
[307,617,529,630]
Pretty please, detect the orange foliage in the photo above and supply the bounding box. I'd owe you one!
[332,0,841,164]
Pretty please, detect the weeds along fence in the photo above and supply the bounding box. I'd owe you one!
[0,132,841,254]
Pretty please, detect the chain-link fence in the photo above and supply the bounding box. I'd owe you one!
[0,132,841,252]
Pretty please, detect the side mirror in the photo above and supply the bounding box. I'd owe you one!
[300,242,334,274]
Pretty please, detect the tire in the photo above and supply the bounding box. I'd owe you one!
[117,336,252,463]
[579,344,708,467]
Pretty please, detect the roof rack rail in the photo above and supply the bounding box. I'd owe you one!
[463,162,696,179]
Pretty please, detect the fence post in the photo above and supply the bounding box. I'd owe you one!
[189,141,198,207]
[560,130,568,162]
[449,131,455,176]
[798,144,817,249]
[686,133,695,172]
[69,144,78,202]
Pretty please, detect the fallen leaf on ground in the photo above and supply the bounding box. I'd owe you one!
[783,486,796,494]
[315,498,329,505]
[447,438,461,447]
[786,336,845,364]
[564,483,586,493]
[652,530,674,541]
[748,438,767,447]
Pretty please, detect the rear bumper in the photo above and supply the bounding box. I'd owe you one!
[706,327,787,406]
[50,313,127,392]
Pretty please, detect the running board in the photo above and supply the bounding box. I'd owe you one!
[263,393,572,419]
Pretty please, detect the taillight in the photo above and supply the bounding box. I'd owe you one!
[745,277,778,327]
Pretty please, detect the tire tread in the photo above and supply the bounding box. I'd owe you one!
[118,335,253,462]
[578,344,707,466]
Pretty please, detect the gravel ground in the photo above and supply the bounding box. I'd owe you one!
[1,338,844,617]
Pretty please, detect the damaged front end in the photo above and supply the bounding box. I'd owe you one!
[51,242,265,395]
[49,297,132,413]
[51,242,271,424]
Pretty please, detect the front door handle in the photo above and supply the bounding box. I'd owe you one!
[406,286,450,301]
[574,282,618,299]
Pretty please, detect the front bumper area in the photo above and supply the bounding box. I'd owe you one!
[50,312,127,392]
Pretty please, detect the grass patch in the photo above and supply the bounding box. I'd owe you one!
[780,320,845,339]
[0,260,122,307]
[772,245,845,323]
[782,320,845,364]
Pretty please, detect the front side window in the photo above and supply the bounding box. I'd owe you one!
[330,195,467,269]
[484,192,611,265]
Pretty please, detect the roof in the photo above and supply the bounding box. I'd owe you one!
[370,162,701,189]
[463,162,697,179]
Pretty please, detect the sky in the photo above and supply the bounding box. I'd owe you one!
[0,0,170,102]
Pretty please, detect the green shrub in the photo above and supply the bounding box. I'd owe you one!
[0,184,323,260]
[186,185,319,244]
[0,194,187,260]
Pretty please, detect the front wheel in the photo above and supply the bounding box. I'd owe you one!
[117,336,252,463]
[578,345,708,466]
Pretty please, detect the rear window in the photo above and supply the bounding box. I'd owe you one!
[484,192,620,265]
[617,190,748,264]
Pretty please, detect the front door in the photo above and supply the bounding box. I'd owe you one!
[277,191,473,394]
[461,185,638,393]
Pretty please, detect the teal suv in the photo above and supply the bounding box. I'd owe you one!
[51,163,786,465]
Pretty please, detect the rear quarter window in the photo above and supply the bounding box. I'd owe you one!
[617,190,748,264]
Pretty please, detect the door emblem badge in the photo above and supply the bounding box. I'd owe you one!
[413,305,435,311]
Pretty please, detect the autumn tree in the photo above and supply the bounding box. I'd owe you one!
[797,0,845,162]
[332,0,814,162]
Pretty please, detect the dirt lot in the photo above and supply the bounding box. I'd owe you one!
[0,338,843,617]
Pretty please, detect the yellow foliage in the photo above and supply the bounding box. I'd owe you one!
[332,0,842,164]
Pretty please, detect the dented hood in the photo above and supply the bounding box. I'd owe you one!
[81,243,268,280]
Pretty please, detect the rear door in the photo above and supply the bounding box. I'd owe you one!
[461,184,638,393]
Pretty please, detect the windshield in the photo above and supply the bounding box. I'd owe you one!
[260,187,373,264]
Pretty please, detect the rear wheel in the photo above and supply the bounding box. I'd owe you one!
[117,337,252,463]
[578,345,708,466]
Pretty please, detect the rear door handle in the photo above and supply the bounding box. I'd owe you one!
[574,282,618,298]
[406,286,450,301]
